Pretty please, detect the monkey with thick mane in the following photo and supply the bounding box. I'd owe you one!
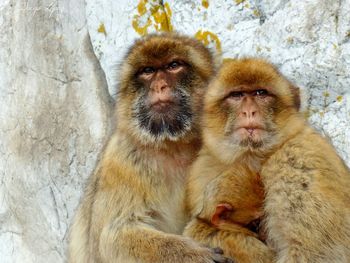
[68,33,232,263]
[184,58,350,263]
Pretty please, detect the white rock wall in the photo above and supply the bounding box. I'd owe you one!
[1,0,349,262]
[0,1,113,262]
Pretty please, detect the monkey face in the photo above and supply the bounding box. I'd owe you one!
[222,86,278,149]
[116,33,215,144]
[203,58,299,162]
[132,60,195,139]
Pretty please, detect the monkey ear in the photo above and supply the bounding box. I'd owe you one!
[211,203,233,226]
[290,85,301,110]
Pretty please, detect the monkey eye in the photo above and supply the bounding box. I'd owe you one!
[141,67,156,74]
[254,89,268,96]
[228,91,244,99]
[167,61,181,70]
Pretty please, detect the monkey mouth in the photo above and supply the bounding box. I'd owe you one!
[150,100,175,113]
[236,126,265,138]
[136,99,192,139]
[245,128,258,136]
[233,127,267,149]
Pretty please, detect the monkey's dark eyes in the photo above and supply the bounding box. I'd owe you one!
[142,67,155,74]
[228,91,244,98]
[167,61,180,70]
[254,89,268,96]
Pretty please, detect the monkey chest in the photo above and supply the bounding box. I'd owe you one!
[145,180,188,235]
[140,155,191,234]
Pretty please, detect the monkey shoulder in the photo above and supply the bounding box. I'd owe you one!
[261,126,350,212]
[188,150,225,185]
[264,126,348,177]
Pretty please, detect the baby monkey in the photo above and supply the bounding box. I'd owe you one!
[184,143,274,263]
[184,58,350,263]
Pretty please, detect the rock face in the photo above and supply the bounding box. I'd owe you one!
[1,0,349,262]
[0,1,113,262]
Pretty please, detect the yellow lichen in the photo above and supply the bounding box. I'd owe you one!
[137,0,147,15]
[323,91,330,97]
[235,0,245,4]
[97,23,107,36]
[150,3,173,32]
[151,6,166,31]
[202,0,209,9]
[132,17,152,35]
[336,95,343,102]
[287,37,294,44]
[253,9,260,16]
[132,0,173,36]
[163,2,173,31]
[195,30,222,53]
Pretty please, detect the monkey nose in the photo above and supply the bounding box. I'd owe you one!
[246,128,254,135]
[153,83,171,95]
[245,111,256,118]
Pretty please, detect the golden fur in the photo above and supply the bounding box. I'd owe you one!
[184,58,350,263]
[68,33,230,263]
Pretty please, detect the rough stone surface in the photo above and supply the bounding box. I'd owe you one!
[0,1,113,262]
[1,0,349,262]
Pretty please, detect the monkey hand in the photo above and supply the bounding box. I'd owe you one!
[182,243,234,263]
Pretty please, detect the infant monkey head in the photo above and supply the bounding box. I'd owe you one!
[203,58,300,163]
[117,33,215,144]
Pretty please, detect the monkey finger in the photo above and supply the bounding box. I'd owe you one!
[212,247,224,254]
[211,251,234,263]
[212,255,234,263]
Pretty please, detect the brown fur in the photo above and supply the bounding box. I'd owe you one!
[184,58,350,263]
[184,151,275,263]
[68,33,231,263]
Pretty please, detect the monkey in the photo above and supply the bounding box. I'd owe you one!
[184,57,350,263]
[184,128,275,262]
[68,33,233,263]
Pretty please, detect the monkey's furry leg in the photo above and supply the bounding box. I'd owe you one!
[184,218,275,263]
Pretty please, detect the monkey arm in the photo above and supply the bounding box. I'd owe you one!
[87,178,229,263]
[184,217,275,263]
[262,138,350,263]
[99,222,229,263]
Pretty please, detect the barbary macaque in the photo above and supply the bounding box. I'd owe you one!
[68,33,232,263]
[184,144,275,261]
[184,58,350,263]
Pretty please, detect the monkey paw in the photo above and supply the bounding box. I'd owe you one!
[183,245,234,263]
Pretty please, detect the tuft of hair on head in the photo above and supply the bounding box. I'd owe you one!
[206,58,301,111]
[118,32,214,88]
